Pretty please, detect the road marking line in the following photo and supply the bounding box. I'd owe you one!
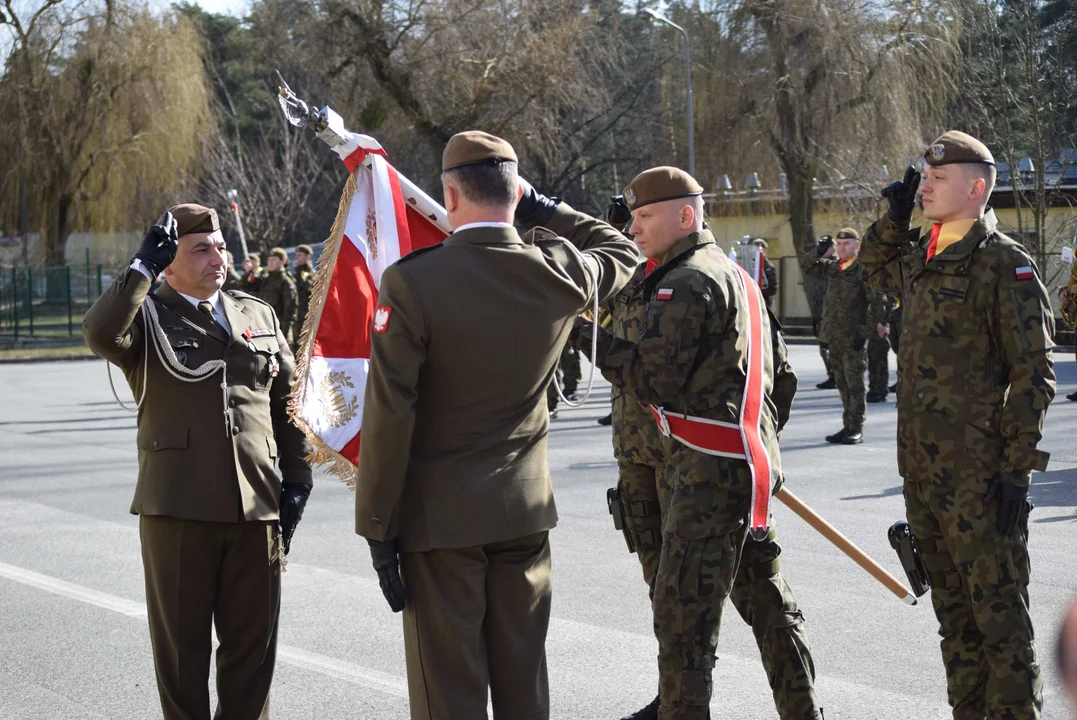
[0,560,410,699]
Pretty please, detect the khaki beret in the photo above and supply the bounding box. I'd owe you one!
[443,131,518,172]
[923,131,995,167]
[169,203,219,237]
[623,167,704,210]
[269,247,288,261]
[752,238,768,251]
[296,244,313,255]
[836,227,860,240]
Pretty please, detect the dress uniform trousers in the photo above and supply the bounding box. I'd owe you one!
[400,531,552,720]
[140,515,281,720]
[653,447,821,720]
[904,480,1041,720]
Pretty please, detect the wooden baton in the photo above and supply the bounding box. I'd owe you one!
[775,487,918,605]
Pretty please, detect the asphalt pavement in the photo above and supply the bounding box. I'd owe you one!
[0,345,1074,719]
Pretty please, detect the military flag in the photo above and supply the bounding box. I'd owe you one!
[289,133,449,482]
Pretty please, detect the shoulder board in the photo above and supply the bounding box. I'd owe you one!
[396,244,443,265]
[226,289,272,308]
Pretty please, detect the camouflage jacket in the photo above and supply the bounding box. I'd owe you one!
[860,210,1055,487]
[260,268,298,338]
[801,250,887,347]
[608,262,668,467]
[293,262,316,317]
[223,268,241,292]
[583,230,797,489]
[238,269,264,296]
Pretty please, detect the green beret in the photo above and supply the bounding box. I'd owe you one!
[623,167,704,210]
[168,203,219,237]
[443,131,518,172]
[924,131,995,167]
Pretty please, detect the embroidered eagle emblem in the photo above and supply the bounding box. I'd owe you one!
[373,305,392,333]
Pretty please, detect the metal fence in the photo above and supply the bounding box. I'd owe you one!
[0,264,107,338]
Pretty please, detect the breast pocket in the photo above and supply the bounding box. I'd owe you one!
[249,336,281,391]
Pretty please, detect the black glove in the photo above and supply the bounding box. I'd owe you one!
[134,211,179,277]
[984,475,1030,536]
[279,483,312,555]
[852,334,865,352]
[368,538,406,612]
[570,315,593,353]
[515,179,560,229]
[880,165,922,225]
[604,195,632,227]
[816,234,833,255]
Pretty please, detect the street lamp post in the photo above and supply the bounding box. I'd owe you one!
[642,8,694,178]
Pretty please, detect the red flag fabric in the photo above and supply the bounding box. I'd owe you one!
[289,137,448,481]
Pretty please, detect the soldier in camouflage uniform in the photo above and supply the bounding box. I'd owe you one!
[888,300,902,393]
[801,228,887,444]
[261,247,299,343]
[809,236,836,390]
[223,250,241,291]
[238,252,264,296]
[293,244,316,351]
[867,293,897,402]
[862,131,1055,720]
[579,167,822,720]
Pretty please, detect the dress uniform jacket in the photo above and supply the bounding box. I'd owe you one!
[355,204,640,553]
[83,268,312,521]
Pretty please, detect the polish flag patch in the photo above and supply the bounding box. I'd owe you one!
[656,288,674,301]
[372,306,392,333]
[1014,266,1034,281]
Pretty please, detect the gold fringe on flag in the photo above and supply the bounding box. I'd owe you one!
[288,167,364,487]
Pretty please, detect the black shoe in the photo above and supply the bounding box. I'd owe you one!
[1067,391,1077,402]
[549,409,559,420]
[888,382,898,393]
[816,377,837,390]
[597,413,612,426]
[866,392,887,403]
[841,431,864,445]
[825,428,848,444]
[618,694,660,720]
[566,392,579,402]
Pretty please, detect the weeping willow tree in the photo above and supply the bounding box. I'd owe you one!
[0,1,211,268]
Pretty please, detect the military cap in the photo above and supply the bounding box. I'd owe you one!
[923,131,995,167]
[269,247,288,261]
[752,238,769,251]
[168,203,219,237]
[296,244,313,255]
[622,167,704,210]
[836,227,860,240]
[442,131,518,172]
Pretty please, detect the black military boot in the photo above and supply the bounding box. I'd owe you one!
[618,693,660,720]
[888,382,898,393]
[825,428,848,444]
[816,377,837,390]
[1067,391,1077,402]
[841,431,864,444]
[866,392,887,403]
[597,413,613,426]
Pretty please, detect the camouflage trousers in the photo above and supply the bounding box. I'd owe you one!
[867,335,890,395]
[619,461,668,594]
[829,345,867,432]
[818,342,833,380]
[904,478,1042,720]
[560,344,581,396]
[653,446,822,720]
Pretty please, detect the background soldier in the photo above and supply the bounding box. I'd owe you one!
[354,131,639,720]
[810,235,836,390]
[82,204,313,720]
[866,293,897,403]
[578,167,822,720]
[862,131,1055,720]
[293,243,316,348]
[752,237,779,310]
[801,228,886,444]
[239,251,264,295]
[261,247,298,343]
[888,300,902,393]
[224,250,241,291]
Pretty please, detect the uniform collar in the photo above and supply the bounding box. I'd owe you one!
[920,209,996,268]
[174,288,224,313]
[656,229,716,270]
[444,223,523,246]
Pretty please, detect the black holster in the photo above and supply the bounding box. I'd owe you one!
[888,521,929,598]
[607,487,636,553]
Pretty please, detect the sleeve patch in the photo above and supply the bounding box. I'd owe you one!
[656,288,674,301]
[373,306,392,333]
[1015,266,1034,281]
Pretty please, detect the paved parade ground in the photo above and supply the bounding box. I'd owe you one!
[0,344,1075,720]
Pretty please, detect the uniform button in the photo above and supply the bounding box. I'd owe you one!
[152,440,159,448]
[371,517,382,525]
[903,328,909,335]
[917,392,925,399]
[232,426,240,436]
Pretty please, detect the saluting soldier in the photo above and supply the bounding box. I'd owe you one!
[239,252,264,295]
[83,204,313,720]
[261,247,298,342]
[861,131,1055,720]
[353,131,639,720]
[801,228,887,444]
[292,243,316,346]
[577,167,822,720]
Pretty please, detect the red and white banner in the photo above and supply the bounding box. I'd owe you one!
[289,134,448,482]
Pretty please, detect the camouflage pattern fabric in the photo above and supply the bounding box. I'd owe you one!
[818,342,833,381]
[831,346,868,432]
[868,294,898,394]
[560,344,582,396]
[861,210,1055,719]
[293,261,316,340]
[237,269,264,296]
[580,230,821,720]
[260,268,298,341]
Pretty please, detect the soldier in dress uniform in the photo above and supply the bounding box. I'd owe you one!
[576,167,822,720]
[861,131,1055,720]
[83,204,313,720]
[353,131,639,720]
